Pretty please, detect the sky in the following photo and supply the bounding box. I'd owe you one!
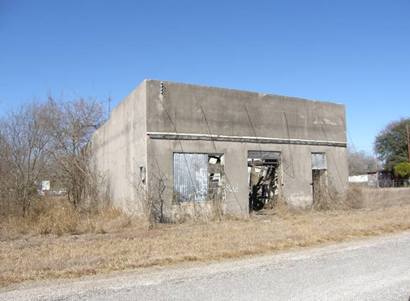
[1,0,409,154]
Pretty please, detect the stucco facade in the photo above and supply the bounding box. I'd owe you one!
[91,80,348,220]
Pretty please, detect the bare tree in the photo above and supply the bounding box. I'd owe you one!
[45,98,105,208]
[347,148,380,176]
[0,98,105,216]
[0,127,13,213]
[0,103,51,215]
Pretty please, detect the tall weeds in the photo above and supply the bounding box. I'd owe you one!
[0,198,136,240]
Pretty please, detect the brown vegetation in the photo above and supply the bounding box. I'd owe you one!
[1,188,410,288]
[0,98,105,217]
[0,198,133,239]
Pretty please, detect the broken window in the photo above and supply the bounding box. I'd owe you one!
[173,153,224,202]
[208,154,225,202]
[247,151,281,212]
[311,152,327,170]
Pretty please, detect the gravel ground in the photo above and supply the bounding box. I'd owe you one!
[1,232,410,301]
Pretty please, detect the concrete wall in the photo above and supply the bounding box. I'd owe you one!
[147,139,348,220]
[146,80,346,142]
[91,81,147,214]
[144,80,348,219]
[92,79,348,219]
[361,187,410,209]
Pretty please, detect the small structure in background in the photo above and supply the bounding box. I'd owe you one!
[348,170,410,187]
[38,180,51,196]
[348,173,379,187]
[41,180,50,192]
[38,180,67,197]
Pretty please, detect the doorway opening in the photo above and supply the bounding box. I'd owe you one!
[247,151,281,212]
[311,153,327,204]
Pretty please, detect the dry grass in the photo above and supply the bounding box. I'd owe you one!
[1,190,410,288]
[0,199,136,240]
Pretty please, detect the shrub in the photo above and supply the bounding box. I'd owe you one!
[36,204,80,235]
[394,162,410,178]
[0,198,136,240]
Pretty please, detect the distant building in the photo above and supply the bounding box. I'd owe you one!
[348,173,379,187]
[349,170,410,188]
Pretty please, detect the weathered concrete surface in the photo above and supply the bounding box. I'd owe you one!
[92,79,348,218]
[91,81,147,214]
[2,232,409,301]
[147,139,348,218]
[146,80,348,218]
[145,80,346,142]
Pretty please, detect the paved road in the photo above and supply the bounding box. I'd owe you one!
[2,232,410,301]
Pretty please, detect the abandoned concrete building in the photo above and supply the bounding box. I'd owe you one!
[91,80,348,220]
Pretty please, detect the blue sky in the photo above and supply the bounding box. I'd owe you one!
[1,0,409,154]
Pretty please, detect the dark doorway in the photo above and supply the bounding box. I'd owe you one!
[248,151,281,212]
[311,153,327,204]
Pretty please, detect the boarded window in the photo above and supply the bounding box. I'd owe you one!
[311,153,327,170]
[173,153,224,202]
[173,153,208,202]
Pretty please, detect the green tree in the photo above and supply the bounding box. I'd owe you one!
[393,162,410,178]
[374,118,410,170]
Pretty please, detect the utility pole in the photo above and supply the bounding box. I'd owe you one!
[407,123,410,162]
[107,96,112,119]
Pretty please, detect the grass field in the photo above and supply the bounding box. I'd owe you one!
[1,189,410,288]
